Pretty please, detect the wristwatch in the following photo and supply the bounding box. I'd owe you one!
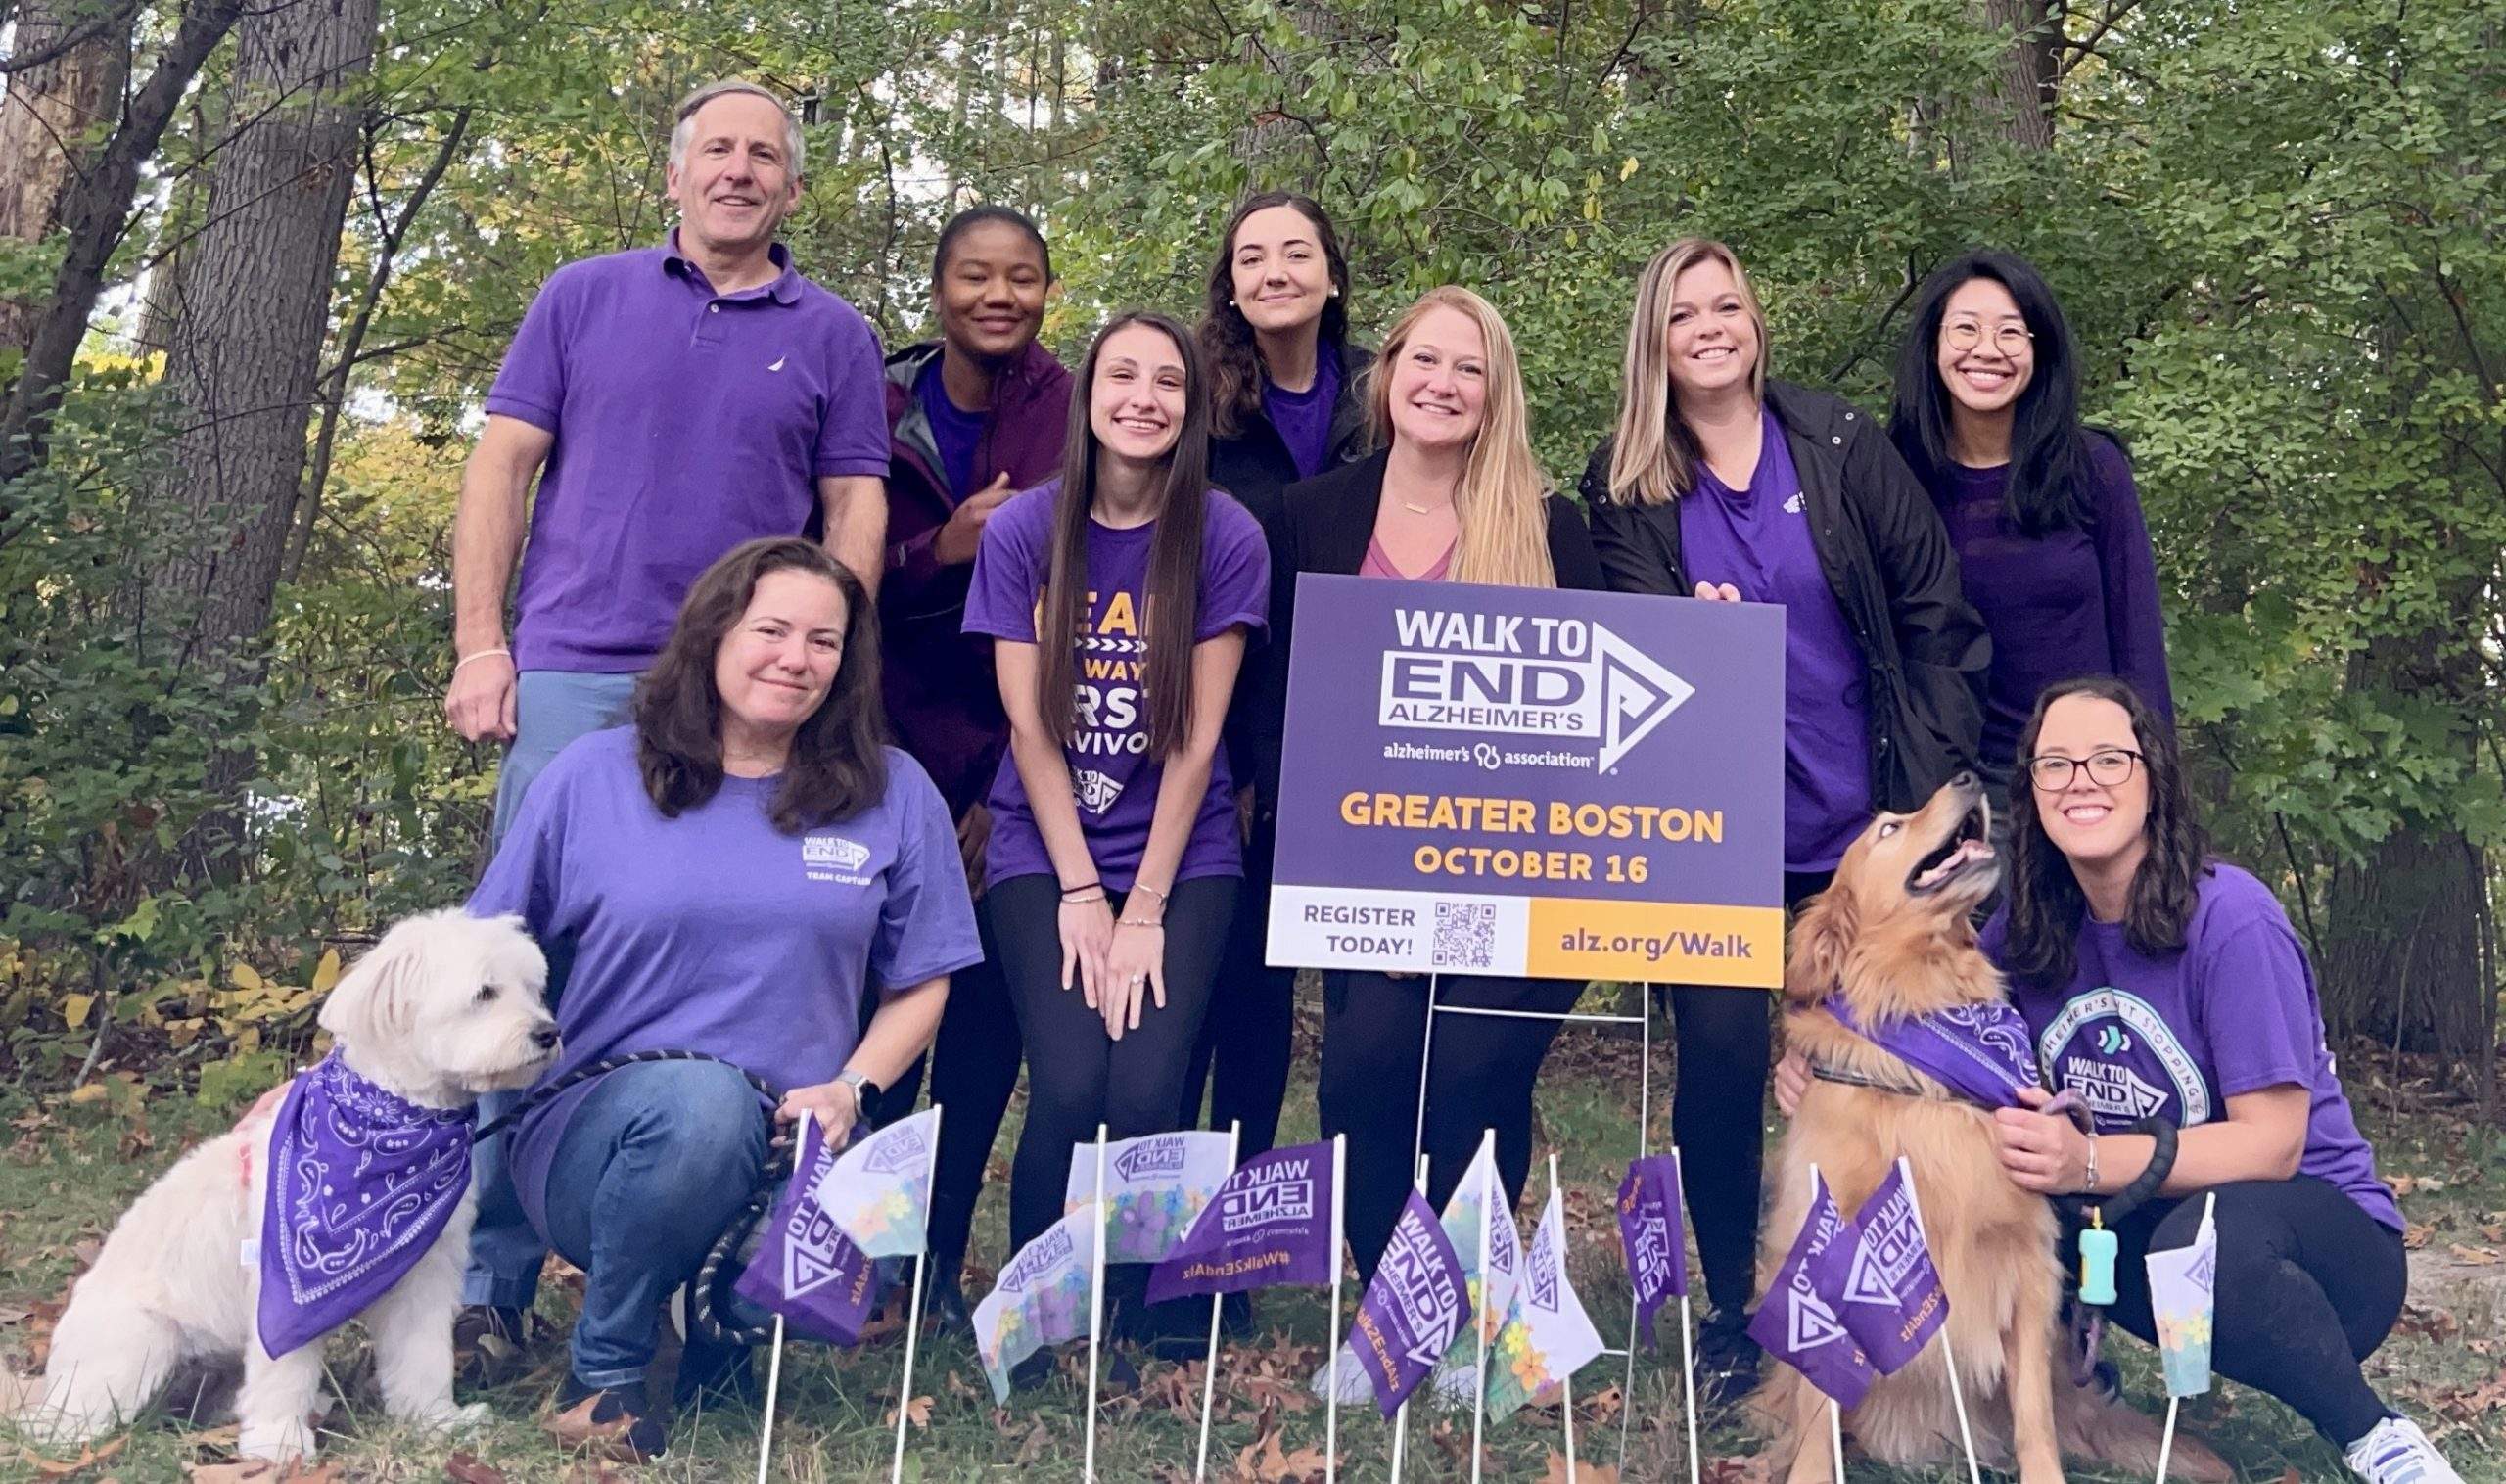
[835,1069,881,1105]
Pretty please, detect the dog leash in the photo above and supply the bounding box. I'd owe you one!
[467,1049,798,1351]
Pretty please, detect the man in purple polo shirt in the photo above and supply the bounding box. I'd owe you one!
[440,78,890,1373]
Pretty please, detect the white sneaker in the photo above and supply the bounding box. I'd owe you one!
[2344,1415,2465,1484]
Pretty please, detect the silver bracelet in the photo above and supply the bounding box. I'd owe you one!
[2082,1133,2101,1195]
[1116,916,1164,929]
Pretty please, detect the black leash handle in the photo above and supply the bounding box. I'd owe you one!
[471,1047,779,1143]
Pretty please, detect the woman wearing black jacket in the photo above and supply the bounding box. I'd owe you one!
[1257,286,1605,1280]
[1580,238,1987,1391]
[1186,193,1375,1221]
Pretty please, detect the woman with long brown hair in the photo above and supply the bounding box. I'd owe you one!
[960,311,1271,1358]
[471,537,980,1460]
[1252,285,1603,1279]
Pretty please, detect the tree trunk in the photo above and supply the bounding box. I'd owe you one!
[137,0,379,665]
[125,0,379,869]
[2319,631,2489,1059]
[1946,0,2054,169]
[0,0,131,352]
[0,0,243,485]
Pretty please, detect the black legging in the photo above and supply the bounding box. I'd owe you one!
[1670,867,1833,1316]
[868,899,1019,1292]
[992,873,1237,1252]
[1181,829,1295,1164]
[1321,969,1583,1282]
[2107,1176,2405,1447]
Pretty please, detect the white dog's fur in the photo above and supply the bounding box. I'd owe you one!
[15,909,555,1462]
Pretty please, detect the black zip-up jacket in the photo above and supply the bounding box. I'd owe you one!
[1208,345,1376,532]
[1578,379,1988,813]
[1238,449,1608,841]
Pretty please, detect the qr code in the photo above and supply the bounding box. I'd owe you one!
[1432,902,1498,969]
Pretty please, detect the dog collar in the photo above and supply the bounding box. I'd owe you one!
[256,1051,475,1358]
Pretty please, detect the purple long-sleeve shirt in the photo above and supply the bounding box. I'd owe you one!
[1932,434,2172,774]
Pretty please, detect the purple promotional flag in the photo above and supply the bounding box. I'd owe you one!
[1146,1140,1339,1303]
[1615,1153,1690,1348]
[733,1116,881,1345]
[1838,1167,1950,1374]
[1350,1188,1472,1419]
[1746,1173,1874,1410]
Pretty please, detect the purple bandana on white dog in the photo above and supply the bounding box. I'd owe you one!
[1824,997,2041,1110]
[255,1052,474,1357]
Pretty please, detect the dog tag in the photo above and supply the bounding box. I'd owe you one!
[2077,1225,2117,1306]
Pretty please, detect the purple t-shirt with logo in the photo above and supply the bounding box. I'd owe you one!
[1679,407,1872,871]
[1262,344,1342,482]
[469,727,981,1238]
[486,236,891,673]
[960,483,1271,890]
[1982,864,2400,1230]
[915,357,987,502]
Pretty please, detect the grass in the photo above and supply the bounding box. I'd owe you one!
[0,1007,2499,1482]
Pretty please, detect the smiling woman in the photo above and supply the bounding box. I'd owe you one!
[464,537,982,1460]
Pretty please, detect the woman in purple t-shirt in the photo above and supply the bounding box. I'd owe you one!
[961,312,1270,1361]
[1581,238,1987,1390]
[1987,676,2454,1484]
[1886,251,2173,804]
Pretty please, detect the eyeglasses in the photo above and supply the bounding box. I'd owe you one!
[2026,749,2143,791]
[1943,320,2034,356]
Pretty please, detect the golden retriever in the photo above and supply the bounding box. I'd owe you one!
[1755,774,2228,1483]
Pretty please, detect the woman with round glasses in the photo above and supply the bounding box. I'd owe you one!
[1978,673,2452,1484]
[1886,252,2173,811]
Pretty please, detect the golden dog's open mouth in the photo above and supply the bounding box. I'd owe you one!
[1905,796,1993,895]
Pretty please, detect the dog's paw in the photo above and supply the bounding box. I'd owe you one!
[236,1422,319,1465]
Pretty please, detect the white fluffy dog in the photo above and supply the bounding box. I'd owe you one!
[17,909,556,1462]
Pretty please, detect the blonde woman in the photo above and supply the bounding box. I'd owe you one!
[1579,238,1985,1394]
[1247,285,1602,1278]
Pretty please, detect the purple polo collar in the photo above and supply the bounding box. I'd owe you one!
[661,230,802,304]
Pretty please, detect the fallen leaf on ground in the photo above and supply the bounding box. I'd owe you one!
[30,1436,125,1476]
[556,1462,629,1484]
[885,1394,934,1429]
[1580,1382,1623,1424]
[1011,1418,1051,1466]
[1539,1449,1621,1484]
[2403,1222,2435,1250]
[2446,1243,2500,1266]
[442,1450,509,1484]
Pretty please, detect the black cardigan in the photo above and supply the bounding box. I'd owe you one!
[1234,448,1607,834]
[1208,345,1377,533]
[1576,379,1988,813]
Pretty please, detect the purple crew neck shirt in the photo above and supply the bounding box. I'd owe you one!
[1262,345,1342,482]
[486,235,891,673]
[1933,435,2173,776]
[468,728,981,1238]
[961,483,1271,891]
[914,357,987,503]
[1982,864,2400,1230]
[1679,407,1872,871]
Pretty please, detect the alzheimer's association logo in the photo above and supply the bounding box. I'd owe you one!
[863,1127,929,1177]
[1113,1135,1190,1182]
[1377,606,1694,771]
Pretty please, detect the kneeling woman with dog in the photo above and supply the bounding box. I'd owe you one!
[1988,675,2457,1484]
[472,537,983,1461]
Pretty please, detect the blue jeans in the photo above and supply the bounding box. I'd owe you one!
[464,669,639,1312]
[539,1059,770,1389]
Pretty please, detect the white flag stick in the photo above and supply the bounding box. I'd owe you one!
[1470,1129,1497,1484]
[1192,1119,1243,1484]
[1551,1152,1579,1482]
[1411,974,1441,1184]
[754,1108,810,1484]
[1325,1132,1348,1484]
[1085,1123,1109,1484]
[1892,1157,1977,1484]
[1673,1147,1701,1484]
[2152,1191,2217,1484]
[1390,1153,1428,1484]
[1621,985,1653,1475]
[1808,1164,1843,1484]
[889,1104,945,1484]
[754,1314,785,1484]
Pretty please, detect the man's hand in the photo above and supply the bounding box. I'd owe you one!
[933,473,1018,567]
[444,651,518,743]
[778,1080,864,1149]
